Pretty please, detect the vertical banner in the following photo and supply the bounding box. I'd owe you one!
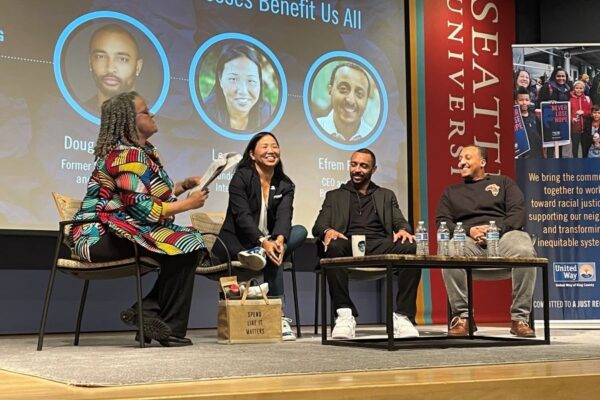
[513,44,600,324]
[422,0,516,322]
[514,104,531,157]
[517,159,600,321]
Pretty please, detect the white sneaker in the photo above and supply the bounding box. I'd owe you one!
[393,313,419,338]
[331,308,356,339]
[242,282,269,298]
[281,317,296,341]
[237,246,267,270]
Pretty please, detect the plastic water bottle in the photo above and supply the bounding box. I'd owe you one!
[415,221,429,256]
[453,222,466,256]
[437,221,450,256]
[486,220,500,257]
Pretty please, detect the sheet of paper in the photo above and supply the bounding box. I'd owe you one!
[190,152,242,193]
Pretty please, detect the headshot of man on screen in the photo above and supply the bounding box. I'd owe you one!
[85,24,143,113]
[203,42,273,132]
[317,62,374,142]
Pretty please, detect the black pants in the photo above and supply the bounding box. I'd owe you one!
[88,233,200,337]
[324,237,420,322]
[573,132,593,158]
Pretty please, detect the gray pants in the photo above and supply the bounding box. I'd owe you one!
[442,230,537,322]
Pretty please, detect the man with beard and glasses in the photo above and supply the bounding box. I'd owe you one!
[317,62,374,142]
[85,24,143,114]
[436,145,537,338]
[312,148,421,339]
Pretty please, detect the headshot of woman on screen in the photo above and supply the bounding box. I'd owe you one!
[202,42,274,132]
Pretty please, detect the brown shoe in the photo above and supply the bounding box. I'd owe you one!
[448,316,468,336]
[510,320,536,337]
[448,316,478,336]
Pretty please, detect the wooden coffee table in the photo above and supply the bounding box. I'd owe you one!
[320,254,550,351]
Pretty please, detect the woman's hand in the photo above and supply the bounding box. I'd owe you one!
[274,235,286,261]
[162,189,208,217]
[183,176,201,190]
[262,239,283,266]
[187,189,208,210]
[175,176,201,196]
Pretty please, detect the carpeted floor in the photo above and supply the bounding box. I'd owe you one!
[1,326,599,387]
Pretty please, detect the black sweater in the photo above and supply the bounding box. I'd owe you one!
[435,175,526,236]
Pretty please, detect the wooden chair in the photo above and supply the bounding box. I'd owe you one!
[190,212,303,338]
[37,193,160,350]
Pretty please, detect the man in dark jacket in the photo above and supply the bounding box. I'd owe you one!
[312,149,420,339]
[436,145,536,338]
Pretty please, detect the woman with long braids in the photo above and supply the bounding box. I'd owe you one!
[70,91,208,347]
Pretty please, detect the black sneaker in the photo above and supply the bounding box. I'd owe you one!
[120,309,171,341]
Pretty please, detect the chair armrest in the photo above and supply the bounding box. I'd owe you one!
[199,232,233,276]
[59,218,102,228]
[56,218,103,254]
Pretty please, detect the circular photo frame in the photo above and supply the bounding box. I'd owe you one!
[189,33,287,140]
[54,11,170,125]
[303,51,388,151]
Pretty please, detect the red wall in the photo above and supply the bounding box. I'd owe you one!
[423,0,516,322]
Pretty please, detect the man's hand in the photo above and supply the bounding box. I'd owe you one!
[323,228,348,251]
[469,225,489,245]
[393,229,415,243]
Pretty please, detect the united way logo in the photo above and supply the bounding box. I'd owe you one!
[579,263,596,282]
[553,262,596,282]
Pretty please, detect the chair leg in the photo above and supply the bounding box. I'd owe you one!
[135,264,145,348]
[74,280,89,346]
[290,252,301,338]
[447,298,452,330]
[314,270,320,335]
[377,279,384,324]
[330,300,335,333]
[37,265,59,351]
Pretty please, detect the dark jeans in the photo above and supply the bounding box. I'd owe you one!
[324,237,420,322]
[88,233,200,337]
[215,225,308,298]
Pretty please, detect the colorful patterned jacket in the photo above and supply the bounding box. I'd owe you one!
[70,141,204,261]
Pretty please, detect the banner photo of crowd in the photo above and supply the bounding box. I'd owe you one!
[513,44,600,323]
